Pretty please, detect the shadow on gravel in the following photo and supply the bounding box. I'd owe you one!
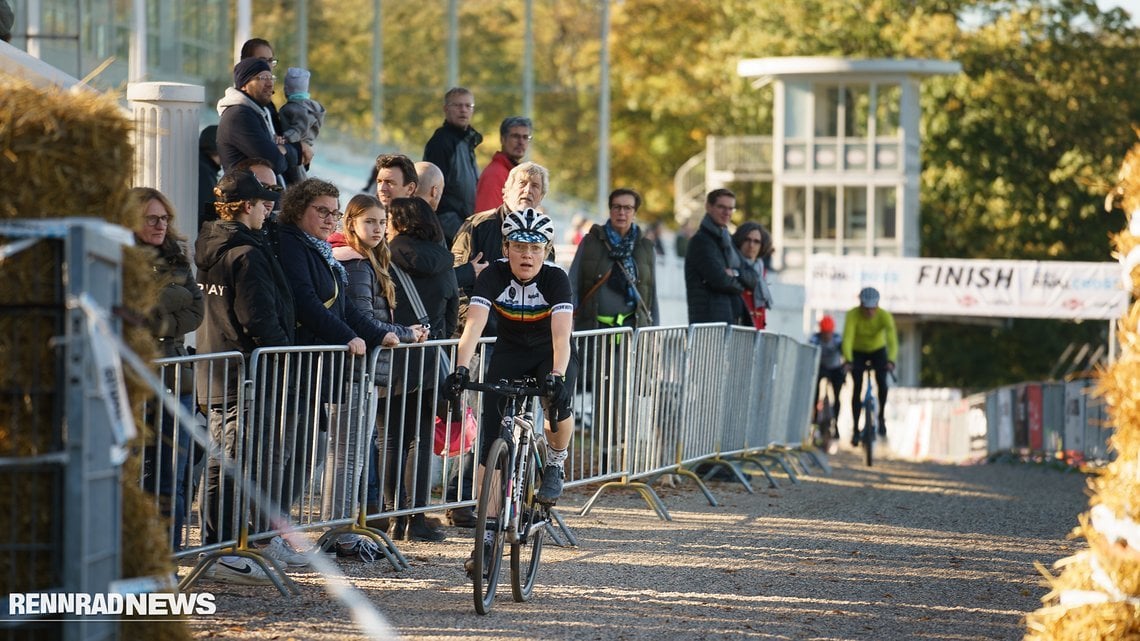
[187,451,1089,641]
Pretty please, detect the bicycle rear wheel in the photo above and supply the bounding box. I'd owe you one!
[473,438,509,615]
[511,445,545,602]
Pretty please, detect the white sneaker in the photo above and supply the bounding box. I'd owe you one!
[206,556,273,585]
[260,536,310,568]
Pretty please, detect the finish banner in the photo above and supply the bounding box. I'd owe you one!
[807,255,1128,320]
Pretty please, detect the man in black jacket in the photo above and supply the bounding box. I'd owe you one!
[423,86,482,247]
[216,57,309,187]
[684,188,759,324]
[195,169,294,584]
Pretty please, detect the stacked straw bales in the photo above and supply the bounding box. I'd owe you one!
[1024,144,1140,638]
[0,76,189,640]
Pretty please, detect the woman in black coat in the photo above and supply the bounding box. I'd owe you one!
[383,197,460,541]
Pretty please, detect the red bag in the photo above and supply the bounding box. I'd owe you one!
[433,407,478,457]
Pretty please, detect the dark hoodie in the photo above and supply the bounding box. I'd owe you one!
[195,220,295,403]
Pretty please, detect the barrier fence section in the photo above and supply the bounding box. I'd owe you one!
[137,323,824,586]
[140,351,245,562]
[865,379,1112,465]
[567,327,634,488]
[981,380,1112,465]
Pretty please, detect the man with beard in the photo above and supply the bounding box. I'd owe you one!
[216,58,307,186]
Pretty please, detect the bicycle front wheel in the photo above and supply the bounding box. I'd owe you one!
[511,445,545,602]
[862,419,875,467]
[473,438,509,615]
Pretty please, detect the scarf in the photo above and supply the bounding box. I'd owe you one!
[603,221,639,302]
[301,230,348,287]
[744,256,775,309]
[700,214,741,270]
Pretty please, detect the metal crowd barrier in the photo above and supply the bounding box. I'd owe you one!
[567,327,634,488]
[139,351,244,565]
[982,379,1112,466]
[143,323,828,588]
[576,324,821,521]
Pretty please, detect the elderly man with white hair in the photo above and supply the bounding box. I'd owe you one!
[443,160,550,528]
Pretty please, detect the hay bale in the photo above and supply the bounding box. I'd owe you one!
[1025,140,1140,640]
[0,75,188,641]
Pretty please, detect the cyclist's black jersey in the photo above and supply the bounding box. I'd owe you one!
[470,259,574,350]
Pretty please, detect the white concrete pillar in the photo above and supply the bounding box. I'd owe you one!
[128,81,204,247]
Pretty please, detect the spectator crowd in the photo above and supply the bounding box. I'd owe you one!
[143,37,779,586]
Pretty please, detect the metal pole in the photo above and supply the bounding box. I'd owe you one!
[371,0,383,143]
[597,0,611,215]
[447,0,459,87]
[523,0,534,120]
[129,0,146,82]
[234,0,251,62]
[297,0,308,69]
[26,0,41,59]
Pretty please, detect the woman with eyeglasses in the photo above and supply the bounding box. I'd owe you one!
[129,186,204,551]
[731,221,775,330]
[271,179,397,561]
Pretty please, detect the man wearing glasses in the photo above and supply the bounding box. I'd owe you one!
[684,188,759,324]
[423,86,483,247]
[217,57,307,188]
[474,116,533,213]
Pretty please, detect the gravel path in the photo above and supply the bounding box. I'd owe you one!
[183,449,1089,641]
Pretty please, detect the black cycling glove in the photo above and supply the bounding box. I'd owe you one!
[444,366,469,403]
[543,372,569,407]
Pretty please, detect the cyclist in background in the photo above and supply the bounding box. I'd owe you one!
[809,315,845,440]
[841,287,898,446]
[444,208,578,573]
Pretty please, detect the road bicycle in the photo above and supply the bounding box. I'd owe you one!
[812,375,839,452]
[463,377,552,615]
[856,368,896,467]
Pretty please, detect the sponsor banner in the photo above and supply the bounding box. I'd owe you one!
[807,255,1128,320]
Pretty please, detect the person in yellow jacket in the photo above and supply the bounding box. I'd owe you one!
[841,287,898,445]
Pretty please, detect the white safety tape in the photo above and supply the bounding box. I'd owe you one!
[1090,504,1140,553]
[74,293,137,463]
[1120,245,1140,290]
[71,294,399,640]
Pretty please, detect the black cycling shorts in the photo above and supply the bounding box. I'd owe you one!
[478,345,579,463]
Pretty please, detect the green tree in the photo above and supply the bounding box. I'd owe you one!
[249,0,1140,388]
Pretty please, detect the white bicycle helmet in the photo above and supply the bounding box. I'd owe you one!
[859,287,880,307]
[502,208,554,244]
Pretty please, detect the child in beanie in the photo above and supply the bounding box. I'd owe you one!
[279,67,327,180]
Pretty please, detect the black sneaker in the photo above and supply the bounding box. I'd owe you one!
[877,422,887,438]
[850,429,861,447]
[407,521,446,542]
[535,464,564,506]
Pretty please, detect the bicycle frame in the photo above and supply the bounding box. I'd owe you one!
[501,398,538,545]
[465,377,549,614]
